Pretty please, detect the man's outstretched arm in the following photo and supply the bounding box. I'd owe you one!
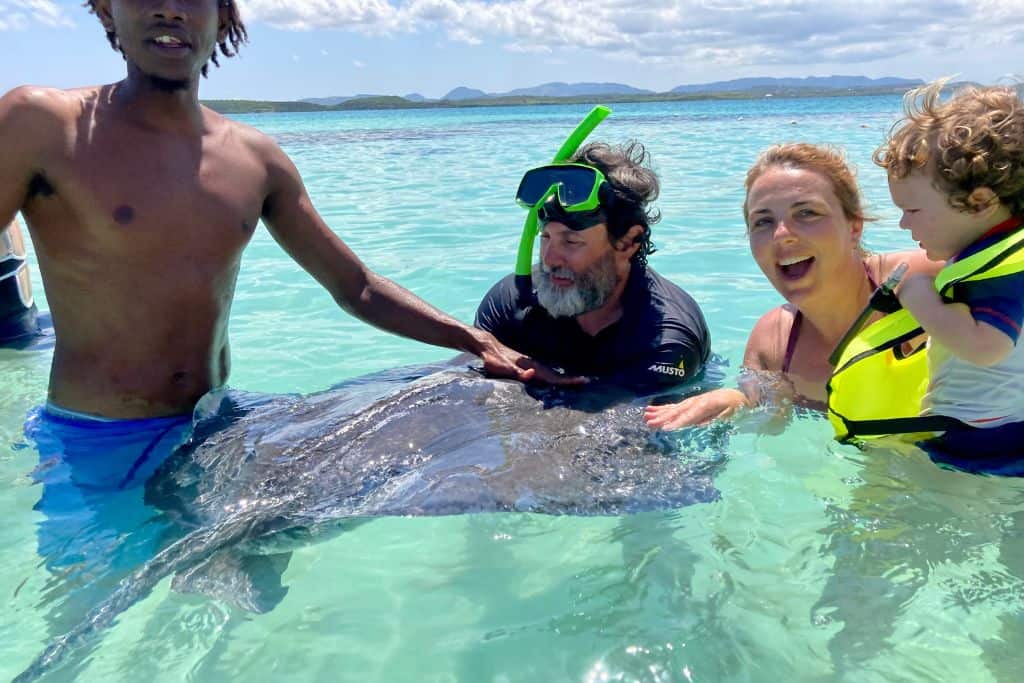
[258,136,583,385]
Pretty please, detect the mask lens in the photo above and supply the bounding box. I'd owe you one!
[516,165,599,208]
[516,167,557,206]
[554,167,598,207]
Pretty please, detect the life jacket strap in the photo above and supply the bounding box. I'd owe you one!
[835,414,967,441]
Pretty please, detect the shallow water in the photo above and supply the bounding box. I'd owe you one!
[4,96,1024,682]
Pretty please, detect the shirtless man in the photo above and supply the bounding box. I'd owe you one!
[1,0,575,491]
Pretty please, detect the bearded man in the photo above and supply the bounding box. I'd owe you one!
[475,142,711,391]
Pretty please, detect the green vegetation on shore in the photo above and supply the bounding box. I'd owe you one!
[203,100,328,114]
[204,85,918,115]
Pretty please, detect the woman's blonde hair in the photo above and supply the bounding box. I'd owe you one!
[744,143,871,226]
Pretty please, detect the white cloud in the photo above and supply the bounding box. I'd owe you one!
[0,15,26,31]
[505,41,551,55]
[238,0,1023,68]
[241,0,403,32]
[0,0,71,31]
[353,59,366,68]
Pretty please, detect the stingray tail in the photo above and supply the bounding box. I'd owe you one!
[13,509,271,682]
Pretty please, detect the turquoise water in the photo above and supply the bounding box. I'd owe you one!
[4,96,1024,681]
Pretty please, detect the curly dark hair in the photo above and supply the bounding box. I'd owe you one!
[85,0,248,78]
[874,80,1024,215]
[569,141,660,267]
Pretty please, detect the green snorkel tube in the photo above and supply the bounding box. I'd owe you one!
[514,105,611,295]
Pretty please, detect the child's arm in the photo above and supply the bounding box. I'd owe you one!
[898,274,1015,366]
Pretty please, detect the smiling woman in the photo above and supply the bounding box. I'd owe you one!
[645,143,941,430]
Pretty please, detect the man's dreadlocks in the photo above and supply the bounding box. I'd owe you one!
[85,0,248,77]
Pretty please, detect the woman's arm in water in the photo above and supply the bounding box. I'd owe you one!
[644,308,788,430]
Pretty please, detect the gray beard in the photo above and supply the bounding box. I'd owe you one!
[533,251,619,318]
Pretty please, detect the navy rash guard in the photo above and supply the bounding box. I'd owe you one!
[475,265,710,391]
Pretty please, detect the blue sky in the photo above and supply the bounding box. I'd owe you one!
[2,1,1022,101]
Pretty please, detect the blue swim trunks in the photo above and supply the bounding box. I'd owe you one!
[25,404,194,577]
[27,403,193,490]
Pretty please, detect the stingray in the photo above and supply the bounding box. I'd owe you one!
[15,362,725,681]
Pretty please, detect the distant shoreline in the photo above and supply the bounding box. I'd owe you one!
[204,85,915,115]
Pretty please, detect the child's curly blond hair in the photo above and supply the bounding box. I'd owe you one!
[874,80,1024,215]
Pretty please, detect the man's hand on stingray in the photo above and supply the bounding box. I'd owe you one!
[474,332,588,386]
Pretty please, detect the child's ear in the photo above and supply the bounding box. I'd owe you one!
[967,187,999,213]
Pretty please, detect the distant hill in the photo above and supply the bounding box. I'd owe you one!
[208,75,933,115]
[671,75,922,94]
[444,86,489,101]
[303,77,922,107]
[204,99,327,114]
[504,82,654,97]
[443,81,655,100]
[301,93,436,105]
[334,95,430,110]
[301,93,385,106]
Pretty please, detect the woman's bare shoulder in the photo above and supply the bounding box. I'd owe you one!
[873,249,944,280]
[745,304,796,371]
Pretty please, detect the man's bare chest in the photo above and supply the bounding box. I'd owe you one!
[30,133,266,258]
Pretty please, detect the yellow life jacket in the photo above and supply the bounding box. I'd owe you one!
[827,225,1024,441]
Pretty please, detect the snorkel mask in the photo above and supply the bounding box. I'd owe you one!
[516,163,607,213]
[516,163,609,232]
[513,106,611,291]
